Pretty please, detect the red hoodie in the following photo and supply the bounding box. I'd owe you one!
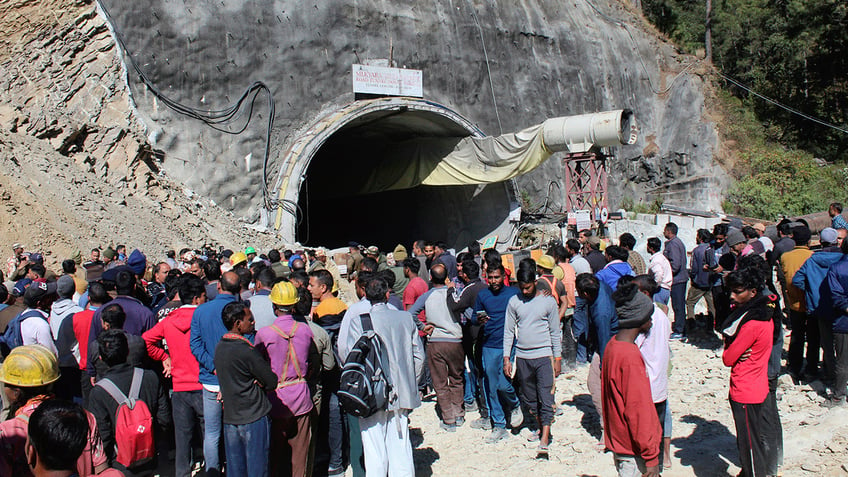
[73,309,95,371]
[143,305,201,392]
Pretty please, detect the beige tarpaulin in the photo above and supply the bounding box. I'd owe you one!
[353,123,550,195]
[316,110,635,198]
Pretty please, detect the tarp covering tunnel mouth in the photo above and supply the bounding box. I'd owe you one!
[294,106,518,250]
[276,98,635,249]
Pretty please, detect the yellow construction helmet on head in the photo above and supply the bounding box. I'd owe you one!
[230,251,248,267]
[270,281,298,306]
[0,345,60,387]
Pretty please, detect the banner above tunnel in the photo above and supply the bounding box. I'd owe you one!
[344,109,638,196]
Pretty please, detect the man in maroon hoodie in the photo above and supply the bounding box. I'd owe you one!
[721,267,777,477]
[143,274,207,477]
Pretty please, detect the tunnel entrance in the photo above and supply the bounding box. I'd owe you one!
[274,98,519,251]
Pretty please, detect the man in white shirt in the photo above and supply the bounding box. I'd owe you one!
[20,281,58,355]
[647,238,673,305]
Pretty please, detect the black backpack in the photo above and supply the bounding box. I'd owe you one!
[337,313,393,417]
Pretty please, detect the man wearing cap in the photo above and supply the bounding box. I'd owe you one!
[602,283,661,477]
[780,226,815,380]
[18,282,58,355]
[792,226,843,382]
[346,242,364,281]
[6,243,25,281]
[50,275,83,400]
[101,247,119,271]
[255,281,316,477]
[536,254,569,321]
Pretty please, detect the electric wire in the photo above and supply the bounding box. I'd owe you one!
[94,0,299,218]
[467,0,503,135]
[719,73,848,135]
[584,0,700,96]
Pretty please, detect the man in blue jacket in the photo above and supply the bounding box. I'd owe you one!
[190,271,241,476]
[595,246,633,292]
[825,238,848,408]
[575,273,619,431]
[793,228,843,383]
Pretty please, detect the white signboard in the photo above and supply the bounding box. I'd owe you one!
[352,64,423,97]
[567,210,593,231]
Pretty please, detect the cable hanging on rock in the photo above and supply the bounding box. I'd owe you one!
[94,0,299,218]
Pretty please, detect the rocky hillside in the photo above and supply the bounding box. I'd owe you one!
[0,0,280,263]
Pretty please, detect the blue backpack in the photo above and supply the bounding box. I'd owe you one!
[0,309,47,355]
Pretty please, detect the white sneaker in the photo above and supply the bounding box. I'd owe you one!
[486,427,509,443]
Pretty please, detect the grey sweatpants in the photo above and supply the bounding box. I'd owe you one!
[515,356,555,426]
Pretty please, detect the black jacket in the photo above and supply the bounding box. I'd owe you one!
[214,336,278,425]
[87,363,170,472]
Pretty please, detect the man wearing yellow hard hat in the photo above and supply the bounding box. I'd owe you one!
[0,345,108,475]
[255,281,316,477]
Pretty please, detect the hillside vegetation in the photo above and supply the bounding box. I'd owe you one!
[641,0,848,218]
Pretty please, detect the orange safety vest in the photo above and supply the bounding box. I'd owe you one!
[539,275,561,305]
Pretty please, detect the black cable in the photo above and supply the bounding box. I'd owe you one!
[95,0,284,212]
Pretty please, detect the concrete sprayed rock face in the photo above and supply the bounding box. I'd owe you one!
[98,0,724,245]
[0,0,282,258]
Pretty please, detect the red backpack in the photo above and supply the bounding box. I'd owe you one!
[95,368,155,468]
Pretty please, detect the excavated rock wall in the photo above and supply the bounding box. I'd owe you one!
[0,0,281,261]
[97,0,726,224]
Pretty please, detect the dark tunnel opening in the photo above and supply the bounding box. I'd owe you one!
[295,109,516,251]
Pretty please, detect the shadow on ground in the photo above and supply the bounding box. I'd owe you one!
[411,427,439,477]
[562,393,602,441]
[673,414,738,476]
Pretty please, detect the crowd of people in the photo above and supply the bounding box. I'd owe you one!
[0,202,847,477]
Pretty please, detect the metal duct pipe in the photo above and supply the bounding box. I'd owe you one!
[541,109,638,153]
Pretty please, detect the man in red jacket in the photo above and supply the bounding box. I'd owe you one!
[143,274,207,477]
[721,267,776,477]
[603,282,661,477]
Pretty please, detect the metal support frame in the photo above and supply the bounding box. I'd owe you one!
[563,151,609,212]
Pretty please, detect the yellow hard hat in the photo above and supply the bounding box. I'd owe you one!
[230,251,248,266]
[0,345,60,387]
[552,265,565,280]
[270,281,298,306]
[537,254,556,271]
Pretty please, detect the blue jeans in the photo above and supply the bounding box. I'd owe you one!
[481,347,520,428]
[573,307,588,363]
[317,391,344,472]
[224,415,270,477]
[670,282,687,334]
[653,287,670,306]
[201,388,223,472]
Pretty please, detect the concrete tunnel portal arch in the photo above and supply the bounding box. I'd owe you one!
[273,98,520,251]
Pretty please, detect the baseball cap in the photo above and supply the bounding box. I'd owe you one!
[23,281,57,305]
[821,227,838,245]
[366,246,380,256]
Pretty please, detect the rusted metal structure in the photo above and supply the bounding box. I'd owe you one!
[563,151,609,213]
